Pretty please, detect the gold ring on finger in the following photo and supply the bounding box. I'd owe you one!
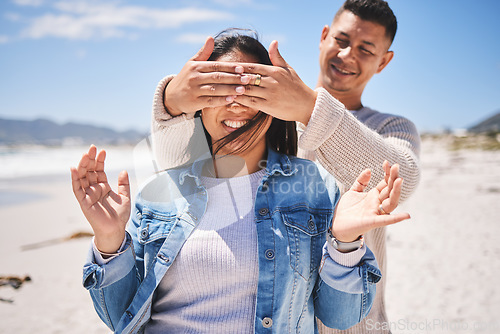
[254,74,262,86]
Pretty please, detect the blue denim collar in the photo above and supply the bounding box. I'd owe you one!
[265,148,297,177]
[178,152,211,186]
[178,148,298,185]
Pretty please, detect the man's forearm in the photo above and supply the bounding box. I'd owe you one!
[151,75,201,170]
[153,75,176,122]
[299,88,421,201]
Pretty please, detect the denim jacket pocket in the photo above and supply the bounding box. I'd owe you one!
[281,205,331,280]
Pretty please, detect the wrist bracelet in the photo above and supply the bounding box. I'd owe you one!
[327,229,364,252]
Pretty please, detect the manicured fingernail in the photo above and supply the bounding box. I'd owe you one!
[235,66,244,74]
[226,95,235,102]
[235,86,245,94]
[241,75,250,84]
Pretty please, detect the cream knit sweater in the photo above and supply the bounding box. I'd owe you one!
[150,75,421,334]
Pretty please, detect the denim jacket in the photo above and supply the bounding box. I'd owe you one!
[82,149,381,333]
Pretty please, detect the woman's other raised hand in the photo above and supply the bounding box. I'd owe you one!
[332,161,411,243]
[70,145,131,254]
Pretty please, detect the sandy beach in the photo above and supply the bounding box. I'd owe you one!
[384,138,500,334]
[1,138,499,334]
[0,174,110,333]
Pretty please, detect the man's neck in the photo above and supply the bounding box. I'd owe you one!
[316,80,363,111]
[334,93,363,111]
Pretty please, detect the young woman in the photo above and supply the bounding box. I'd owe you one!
[71,30,410,334]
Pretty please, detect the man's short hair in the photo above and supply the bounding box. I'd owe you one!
[335,0,398,45]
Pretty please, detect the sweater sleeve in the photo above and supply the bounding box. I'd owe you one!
[151,75,208,171]
[299,87,421,201]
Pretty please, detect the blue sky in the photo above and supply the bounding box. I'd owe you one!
[0,0,499,133]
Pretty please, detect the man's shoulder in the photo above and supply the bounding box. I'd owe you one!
[356,106,417,131]
[356,106,407,120]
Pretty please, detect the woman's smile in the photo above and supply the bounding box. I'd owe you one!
[222,119,249,131]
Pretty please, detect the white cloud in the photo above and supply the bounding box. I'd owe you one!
[211,0,253,7]
[21,13,126,39]
[210,0,274,11]
[12,0,44,6]
[15,1,234,40]
[176,33,211,45]
[262,33,287,45]
[0,35,10,44]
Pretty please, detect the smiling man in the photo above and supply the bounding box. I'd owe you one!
[150,1,420,333]
[318,7,395,111]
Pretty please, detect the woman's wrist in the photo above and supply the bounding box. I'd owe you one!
[327,229,364,253]
[94,231,126,255]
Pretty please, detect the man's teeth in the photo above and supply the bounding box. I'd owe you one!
[334,65,353,74]
[224,120,247,129]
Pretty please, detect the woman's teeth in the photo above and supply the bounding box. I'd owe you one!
[223,120,247,129]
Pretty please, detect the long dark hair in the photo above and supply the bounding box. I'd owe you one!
[201,29,297,157]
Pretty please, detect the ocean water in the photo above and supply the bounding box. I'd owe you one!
[0,139,159,205]
[0,144,154,179]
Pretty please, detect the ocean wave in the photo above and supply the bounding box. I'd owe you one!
[0,143,156,183]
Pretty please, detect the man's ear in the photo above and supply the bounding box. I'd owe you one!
[320,25,330,46]
[376,50,394,74]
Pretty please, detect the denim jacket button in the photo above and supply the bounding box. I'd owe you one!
[262,317,273,328]
[140,228,148,239]
[308,218,315,230]
[126,311,133,318]
[258,208,269,216]
[265,249,275,260]
[158,254,170,263]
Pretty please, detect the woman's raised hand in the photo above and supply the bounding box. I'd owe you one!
[331,161,411,243]
[70,145,131,253]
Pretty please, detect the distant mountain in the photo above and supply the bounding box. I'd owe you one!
[468,110,500,133]
[0,117,146,145]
